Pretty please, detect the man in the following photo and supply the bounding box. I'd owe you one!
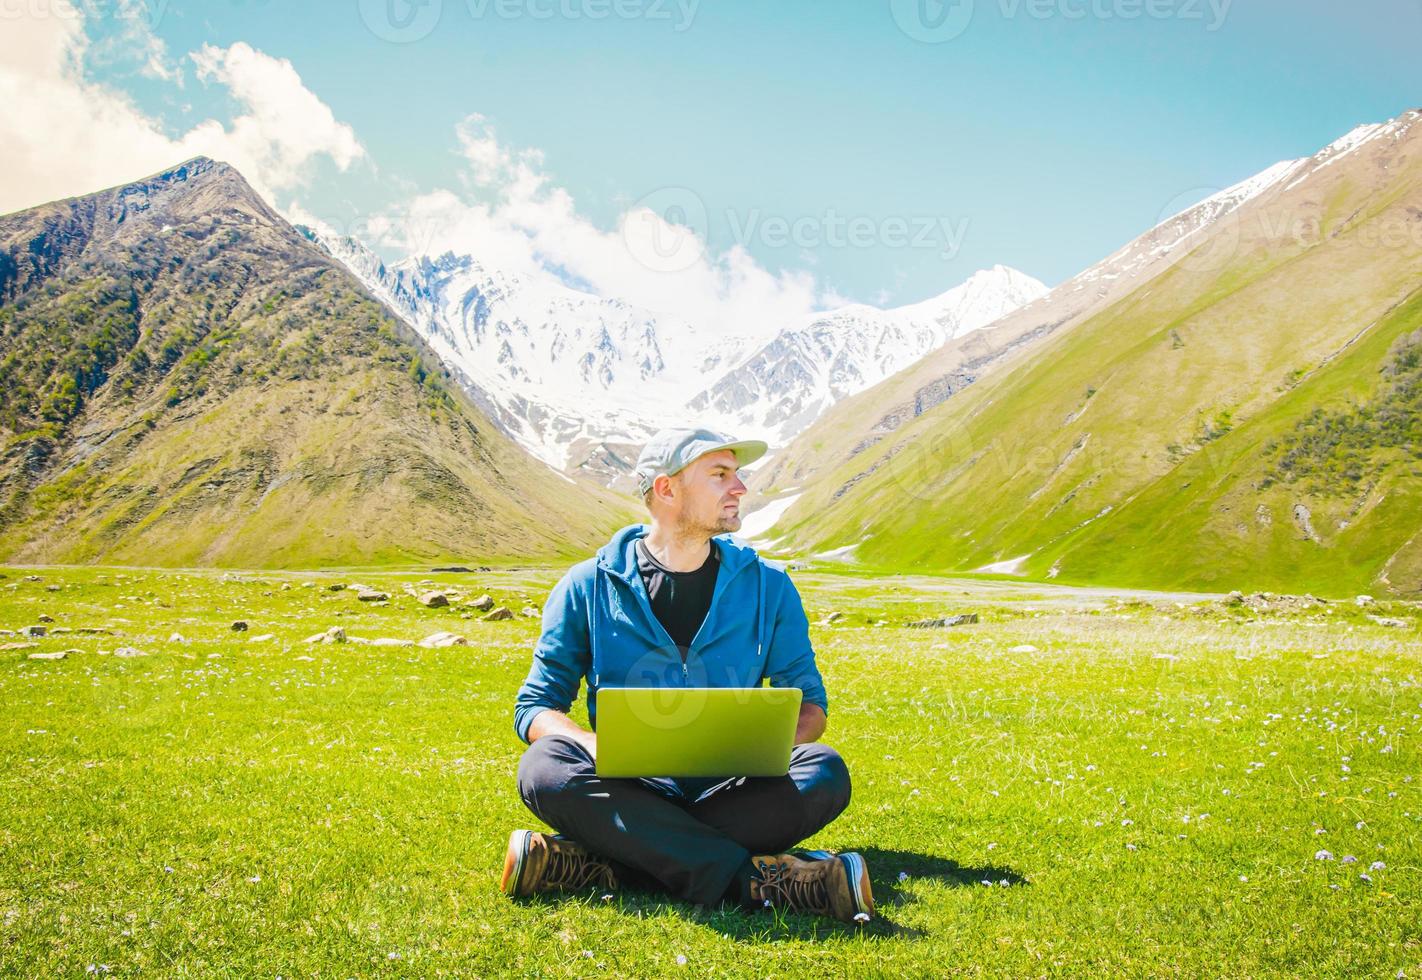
[503,427,873,923]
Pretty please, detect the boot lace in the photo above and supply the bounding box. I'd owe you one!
[756,859,830,914]
[544,843,617,891]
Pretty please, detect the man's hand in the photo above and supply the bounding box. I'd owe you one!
[527,709,597,759]
[794,703,827,745]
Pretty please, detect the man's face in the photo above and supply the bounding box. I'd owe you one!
[663,449,748,537]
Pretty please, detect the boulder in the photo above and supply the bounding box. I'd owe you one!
[418,631,467,648]
[356,590,389,603]
[231,620,249,632]
[326,584,346,592]
[250,633,276,642]
[37,614,54,623]
[114,647,148,658]
[304,626,347,644]
[370,637,415,647]
[20,625,46,638]
[1009,644,1039,653]
[28,650,68,660]
[520,606,541,618]
[418,591,450,608]
[2,642,38,651]
[821,611,844,624]
[469,594,495,612]
[1367,615,1407,628]
[432,566,473,573]
[906,614,979,629]
[483,607,514,622]
[1355,595,1375,607]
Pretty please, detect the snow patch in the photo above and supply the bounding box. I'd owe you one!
[974,554,1032,575]
[739,492,803,541]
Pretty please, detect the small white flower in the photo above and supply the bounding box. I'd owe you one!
[164,866,174,873]
[387,951,400,960]
[582,951,594,959]
[1121,818,1133,827]
[1371,861,1386,871]
[853,912,871,922]
[1239,875,1248,882]
[987,842,997,850]
[1315,850,1334,861]
[1359,873,1373,883]
[1125,843,1137,851]
[676,954,688,966]
[1314,828,1326,835]
[247,875,261,883]
[1355,821,1365,830]
[897,871,909,882]
[1341,855,1357,864]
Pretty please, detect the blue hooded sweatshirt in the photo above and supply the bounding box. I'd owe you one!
[512,523,828,743]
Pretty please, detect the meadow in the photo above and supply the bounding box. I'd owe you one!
[1,564,1419,977]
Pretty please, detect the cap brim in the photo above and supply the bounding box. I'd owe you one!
[690,438,768,470]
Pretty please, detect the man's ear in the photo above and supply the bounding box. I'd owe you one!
[653,472,676,503]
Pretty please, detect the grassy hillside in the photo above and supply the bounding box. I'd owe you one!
[765,110,1422,597]
[0,158,636,566]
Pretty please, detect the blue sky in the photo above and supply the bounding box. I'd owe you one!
[45,0,1422,306]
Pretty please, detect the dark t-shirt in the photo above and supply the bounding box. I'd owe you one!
[636,538,720,657]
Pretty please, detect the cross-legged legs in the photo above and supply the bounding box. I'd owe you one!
[514,735,853,906]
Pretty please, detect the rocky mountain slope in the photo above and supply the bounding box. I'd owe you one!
[0,158,634,567]
[759,109,1422,597]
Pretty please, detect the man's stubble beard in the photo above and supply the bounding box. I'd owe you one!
[675,506,740,540]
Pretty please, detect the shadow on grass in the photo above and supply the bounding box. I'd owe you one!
[518,848,1028,942]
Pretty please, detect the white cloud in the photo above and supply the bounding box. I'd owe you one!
[370,114,825,340]
[0,2,363,215]
[187,42,365,189]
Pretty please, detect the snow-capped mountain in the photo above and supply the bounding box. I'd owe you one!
[305,228,1045,483]
[686,266,1046,440]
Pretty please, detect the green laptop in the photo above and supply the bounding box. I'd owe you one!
[595,687,803,778]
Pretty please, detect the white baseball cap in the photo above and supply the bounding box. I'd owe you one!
[634,427,768,497]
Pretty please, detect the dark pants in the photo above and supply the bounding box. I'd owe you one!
[516,734,853,906]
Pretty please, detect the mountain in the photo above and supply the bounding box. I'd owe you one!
[758,109,1422,598]
[310,230,1044,485]
[0,158,635,567]
[685,266,1046,441]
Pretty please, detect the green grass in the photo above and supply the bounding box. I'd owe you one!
[2,565,1420,976]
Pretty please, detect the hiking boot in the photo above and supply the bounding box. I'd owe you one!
[501,829,618,897]
[748,850,873,923]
